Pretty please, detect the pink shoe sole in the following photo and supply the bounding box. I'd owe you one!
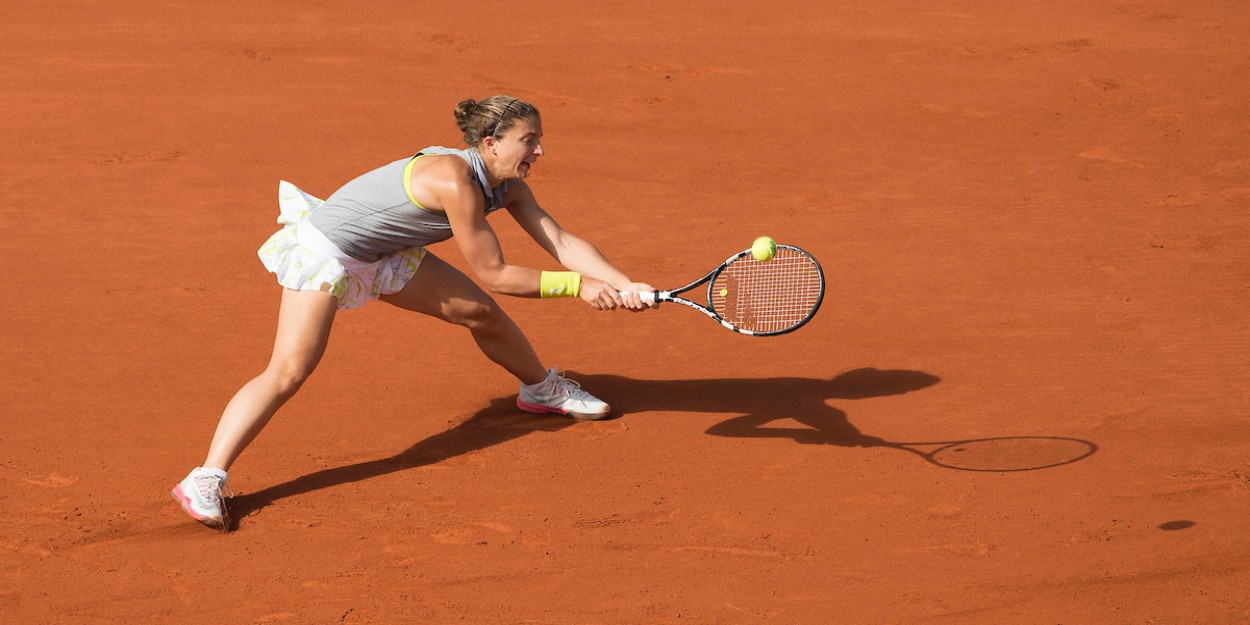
[171,484,224,530]
[517,398,611,420]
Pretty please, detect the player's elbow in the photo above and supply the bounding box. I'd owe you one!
[550,231,585,259]
[475,266,511,295]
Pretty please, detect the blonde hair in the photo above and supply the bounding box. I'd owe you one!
[453,96,539,147]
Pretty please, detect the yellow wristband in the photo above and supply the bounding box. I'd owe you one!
[540,271,581,298]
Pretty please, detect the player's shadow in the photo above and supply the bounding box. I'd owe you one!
[225,398,576,530]
[226,367,964,529]
[576,367,938,447]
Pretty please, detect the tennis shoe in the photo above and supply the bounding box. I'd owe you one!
[517,368,611,420]
[171,467,233,531]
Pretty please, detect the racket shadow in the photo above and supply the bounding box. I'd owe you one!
[225,397,576,530]
[880,437,1098,472]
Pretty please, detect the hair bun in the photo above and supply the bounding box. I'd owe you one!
[453,99,479,131]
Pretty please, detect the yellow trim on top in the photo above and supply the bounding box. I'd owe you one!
[402,155,445,214]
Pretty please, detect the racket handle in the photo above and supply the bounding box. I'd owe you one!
[619,290,657,303]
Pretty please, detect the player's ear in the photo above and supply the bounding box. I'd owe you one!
[481,136,497,154]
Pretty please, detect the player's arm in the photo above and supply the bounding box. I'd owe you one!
[420,161,542,297]
[505,181,654,309]
[426,160,627,309]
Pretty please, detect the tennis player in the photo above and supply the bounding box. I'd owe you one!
[172,96,654,530]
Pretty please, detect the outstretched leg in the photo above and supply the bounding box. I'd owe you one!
[174,287,338,529]
[204,287,338,471]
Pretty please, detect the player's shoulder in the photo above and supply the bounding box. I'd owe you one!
[418,152,474,177]
[503,179,538,208]
[506,178,534,197]
[413,153,477,193]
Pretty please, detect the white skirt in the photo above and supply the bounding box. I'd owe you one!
[257,181,425,310]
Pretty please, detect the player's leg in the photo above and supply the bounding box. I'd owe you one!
[205,287,339,470]
[173,288,337,529]
[379,252,610,419]
[380,253,545,383]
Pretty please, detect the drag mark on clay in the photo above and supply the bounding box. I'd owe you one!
[22,472,79,488]
[572,513,647,529]
[668,545,790,559]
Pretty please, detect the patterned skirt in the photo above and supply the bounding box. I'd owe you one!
[257,181,425,310]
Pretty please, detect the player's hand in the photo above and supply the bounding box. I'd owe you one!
[617,282,657,311]
[578,277,624,311]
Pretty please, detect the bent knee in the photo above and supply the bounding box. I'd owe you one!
[445,297,506,331]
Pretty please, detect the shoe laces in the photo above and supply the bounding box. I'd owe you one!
[548,368,592,400]
[194,473,234,502]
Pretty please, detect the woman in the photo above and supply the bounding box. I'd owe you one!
[172,96,654,530]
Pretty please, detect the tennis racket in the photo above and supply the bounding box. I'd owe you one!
[627,244,825,336]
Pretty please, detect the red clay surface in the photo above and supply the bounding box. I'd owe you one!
[3,1,1249,623]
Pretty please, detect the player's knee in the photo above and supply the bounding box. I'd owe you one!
[263,358,316,397]
[446,297,505,332]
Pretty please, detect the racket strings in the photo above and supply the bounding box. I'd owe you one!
[711,248,823,333]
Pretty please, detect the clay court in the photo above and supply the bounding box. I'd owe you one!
[3,0,1248,623]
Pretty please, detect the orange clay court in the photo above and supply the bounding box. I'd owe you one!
[2,1,1248,623]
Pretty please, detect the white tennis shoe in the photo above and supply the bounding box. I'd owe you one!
[517,368,612,420]
[171,467,233,531]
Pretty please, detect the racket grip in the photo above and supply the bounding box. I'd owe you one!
[619,290,657,303]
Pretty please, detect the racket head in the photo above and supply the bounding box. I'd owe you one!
[706,244,825,336]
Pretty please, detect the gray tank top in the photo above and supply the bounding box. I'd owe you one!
[306,146,509,262]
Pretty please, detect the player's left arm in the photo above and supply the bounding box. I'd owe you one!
[506,182,654,309]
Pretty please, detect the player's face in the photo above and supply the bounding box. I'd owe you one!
[488,115,544,180]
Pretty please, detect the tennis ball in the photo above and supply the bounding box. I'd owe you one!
[751,236,777,262]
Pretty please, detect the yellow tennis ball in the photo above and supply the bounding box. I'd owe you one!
[751,236,777,261]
